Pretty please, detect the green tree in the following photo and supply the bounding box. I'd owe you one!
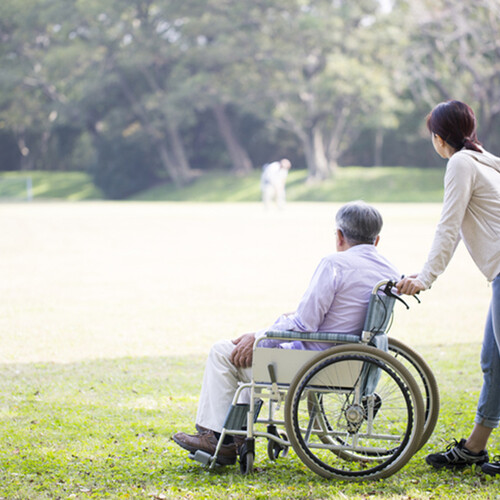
[404,0,500,145]
[10,0,500,194]
[169,0,273,175]
[246,0,407,179]
[0,0,68,170]
[69,0,197,187]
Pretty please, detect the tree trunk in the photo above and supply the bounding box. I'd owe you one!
[117,72,193,187]
[373,128,384,166]
[16,129,35,171]
[40,130,51,170]
[165,122,195,184]
[326,105,349,172]
[303,124,331,181]
[212,103,253,175]
[156,141,190,187]
[138,65,196,184]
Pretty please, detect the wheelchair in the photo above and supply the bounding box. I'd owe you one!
[189,280,440,481]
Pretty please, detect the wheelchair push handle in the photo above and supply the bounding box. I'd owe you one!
[372,279,421,310]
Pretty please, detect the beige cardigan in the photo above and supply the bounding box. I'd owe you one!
[418,148,500,289]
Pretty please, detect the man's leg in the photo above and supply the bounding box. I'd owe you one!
[262,183,273,209]
[172,340,251,464]
[196,339,252,432]
[275,183,286,209]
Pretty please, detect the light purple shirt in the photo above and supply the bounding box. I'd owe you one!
[261,244,399,350]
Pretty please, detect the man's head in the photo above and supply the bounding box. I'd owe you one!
[335,201,382,250]
[279,158,292,170]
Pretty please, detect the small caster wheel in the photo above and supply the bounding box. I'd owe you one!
[267,433,289,460]
[239,441,255,475]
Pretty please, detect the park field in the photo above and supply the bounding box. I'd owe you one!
[0,201,489,363]
[0,201,497,499]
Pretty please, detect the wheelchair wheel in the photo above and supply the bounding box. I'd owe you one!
[388,338,440,450]
[284,344,424,481]
[311,338,439,459]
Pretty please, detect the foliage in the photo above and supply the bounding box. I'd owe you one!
[404,0,500,144]
[251,0,408,178]
[2,0,500,197]
[0,346,499,499]
[90,133,160,199]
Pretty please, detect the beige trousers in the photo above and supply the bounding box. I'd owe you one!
[195,340,252,433]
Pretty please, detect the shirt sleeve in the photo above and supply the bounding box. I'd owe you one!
[418,155,475,288]
[270,258,337,332]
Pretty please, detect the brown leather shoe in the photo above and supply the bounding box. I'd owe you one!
[172,430,237,466]
[196,424,246,452]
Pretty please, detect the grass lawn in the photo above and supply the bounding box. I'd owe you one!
[0,166,446,203]
[133,167,447,203]
[0,202,497,498]
[0,171,102,201]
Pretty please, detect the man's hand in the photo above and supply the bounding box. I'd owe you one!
[396,275,425,296]
[230,333,255,369]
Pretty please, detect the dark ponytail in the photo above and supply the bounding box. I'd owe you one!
[426,100,482,153]
[462,136,480,151]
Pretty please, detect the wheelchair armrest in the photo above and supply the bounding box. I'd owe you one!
[260,330,362,344]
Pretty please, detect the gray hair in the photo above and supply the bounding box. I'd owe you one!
[335,201,383,245]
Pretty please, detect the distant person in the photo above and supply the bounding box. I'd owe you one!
[260,158,292,209]
[396,100,500,476]
[172,201,399,465]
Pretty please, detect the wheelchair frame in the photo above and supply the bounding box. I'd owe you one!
[189,280,439,481]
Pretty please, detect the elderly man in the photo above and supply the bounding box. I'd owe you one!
[173,201,399,465]
[261,158,292,209]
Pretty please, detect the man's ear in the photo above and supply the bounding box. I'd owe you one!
[336,229,345,245]
[374,235,380,247]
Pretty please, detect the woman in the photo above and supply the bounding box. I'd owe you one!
[397,100,500,475]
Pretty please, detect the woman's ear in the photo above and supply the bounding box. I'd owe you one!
[434,134,445,147]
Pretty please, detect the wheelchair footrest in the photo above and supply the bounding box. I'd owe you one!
[188,449,212,466]
[223,399,263,430]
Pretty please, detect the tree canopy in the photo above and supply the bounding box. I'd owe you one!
[1,0,499,197]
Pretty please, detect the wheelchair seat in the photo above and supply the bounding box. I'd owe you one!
[252,279,397,385]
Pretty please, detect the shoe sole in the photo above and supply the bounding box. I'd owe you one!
[172,435,237,466]
[481,465,499,476]
[425,455,487,470]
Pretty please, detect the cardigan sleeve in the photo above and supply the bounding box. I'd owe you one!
[417,154,475,288]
